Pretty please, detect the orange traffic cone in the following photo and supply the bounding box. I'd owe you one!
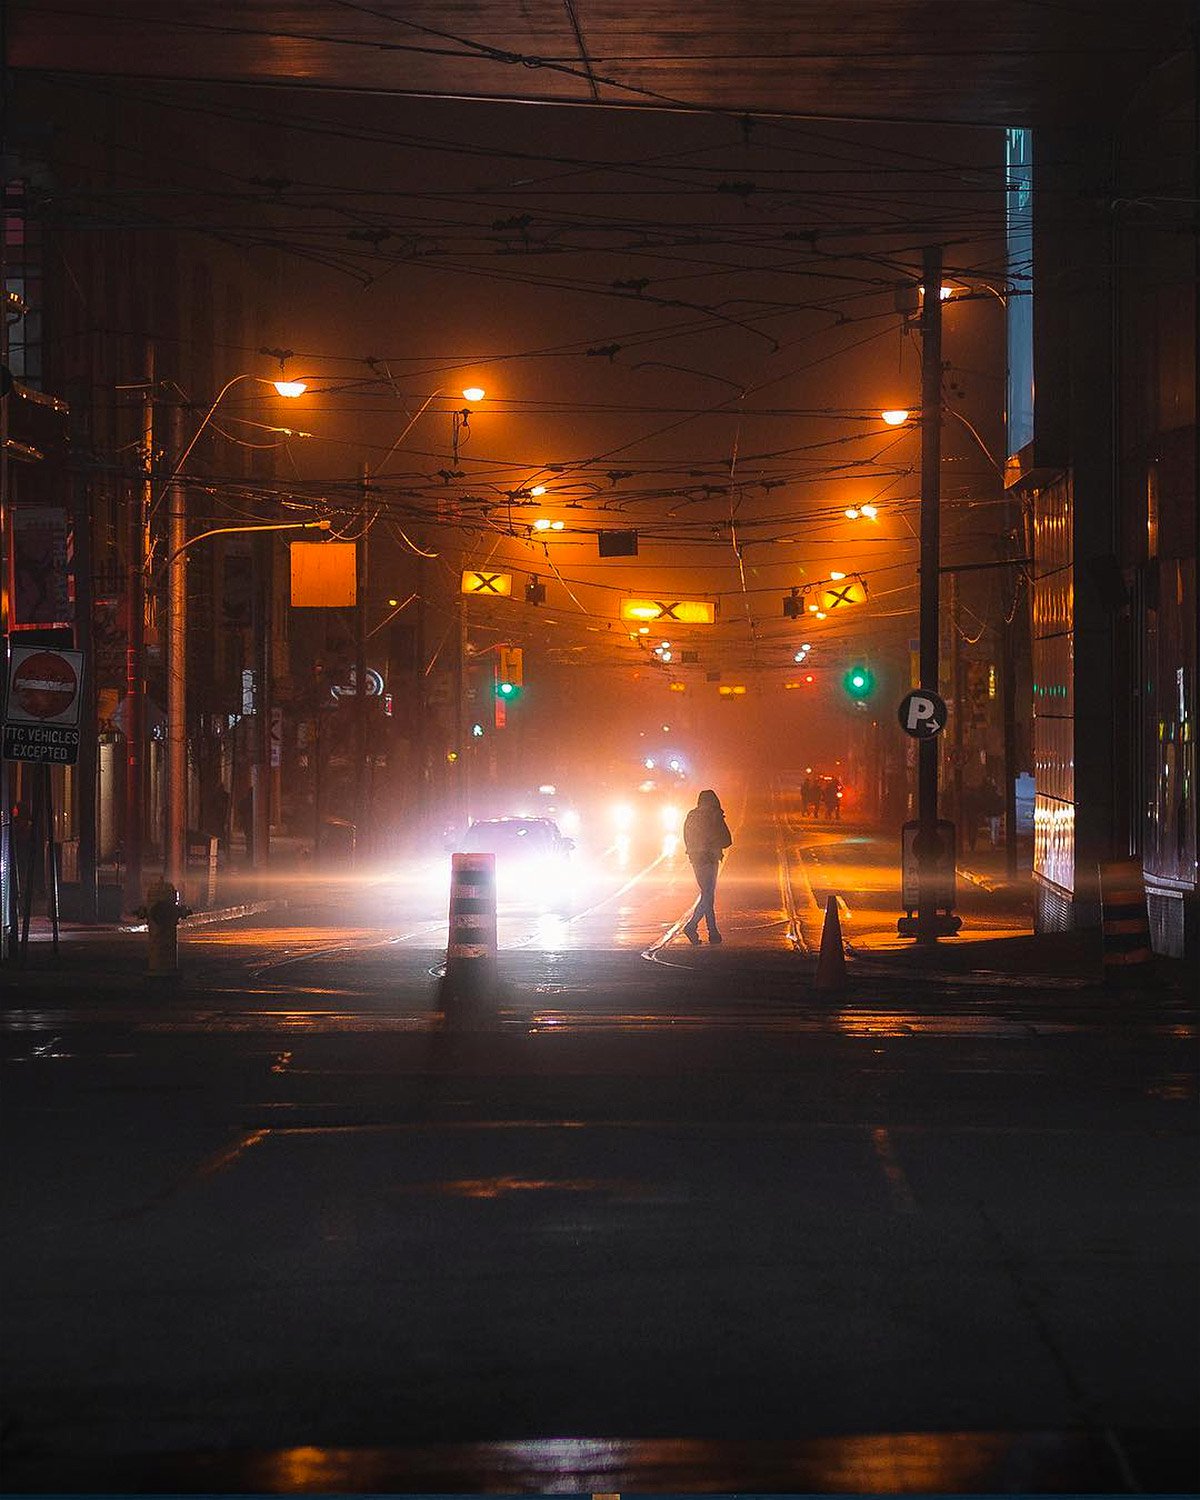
[815,893,847,992]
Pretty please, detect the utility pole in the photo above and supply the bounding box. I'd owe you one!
[166,401,187,889]
[454,594,469,832]
[950,570,964,855]
[1001,539,1021,882]
[917,243,945,941]
[123,347,151,911]
[252,526,272,870]
[0,193,10,961]
[352,462,369,859]
[414,585,428,829]
[72,432,98,922]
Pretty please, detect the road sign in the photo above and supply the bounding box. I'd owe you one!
[331,667,385,699]
[498,645,523,685]
[461,569,512,597]
[290,541,356,607]
[898,688,948,737]
[3,645,85,764]
[620,598,716,624]
[818,576,867,611]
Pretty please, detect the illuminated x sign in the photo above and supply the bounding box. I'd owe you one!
[620,599,716,625]
[718,684,747,697]
[818,576,867,611]
[461,570,513,597]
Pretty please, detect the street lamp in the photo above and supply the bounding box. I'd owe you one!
[159,374,308,889]
[359,386,486,837]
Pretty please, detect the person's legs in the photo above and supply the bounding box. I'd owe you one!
[683,864,703,941]
[696,860,720,940]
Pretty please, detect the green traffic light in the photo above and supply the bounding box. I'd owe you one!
[496,680,520,699]
[843,664,875,700]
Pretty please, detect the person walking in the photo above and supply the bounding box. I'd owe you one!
[806,776,823,818]
[823,776,843,822]
[682,788,732,945]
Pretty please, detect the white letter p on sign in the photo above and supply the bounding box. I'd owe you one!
[906,694,936,732]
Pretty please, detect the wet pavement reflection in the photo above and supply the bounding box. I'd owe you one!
[10,1428,1197,1493]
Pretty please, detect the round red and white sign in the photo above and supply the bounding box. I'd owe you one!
[11,651,79,720]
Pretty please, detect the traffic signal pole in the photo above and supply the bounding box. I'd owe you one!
[917,244,944,941]
[166,401,187,889]
[123,348,151,913]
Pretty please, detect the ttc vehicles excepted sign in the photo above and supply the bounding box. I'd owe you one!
[897,688,948,737]
[3,645,85,764]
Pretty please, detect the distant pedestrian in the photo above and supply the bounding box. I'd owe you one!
[681,788,732,945]
[801,774,817,818]
[822,777,842,822]
[806,775,824,817]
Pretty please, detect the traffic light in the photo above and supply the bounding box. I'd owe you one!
[498,646,523,687]
[495,644,522,704]
[842,664,876,700]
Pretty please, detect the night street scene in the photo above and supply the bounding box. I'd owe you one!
[1,2,1197,1497]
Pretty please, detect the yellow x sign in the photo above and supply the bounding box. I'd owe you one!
[461,570,513,597]
[818,577,867,611]
[620,598,716,624]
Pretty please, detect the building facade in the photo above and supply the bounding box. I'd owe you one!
[1008,43,1197,955]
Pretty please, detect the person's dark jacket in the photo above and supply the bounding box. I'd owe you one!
[683,791,732,864]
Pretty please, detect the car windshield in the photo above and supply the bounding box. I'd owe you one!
[463,820,556,855]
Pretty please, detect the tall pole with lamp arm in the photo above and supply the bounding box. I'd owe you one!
[917,243,945,941]
[154,373,307,888]
[370,385,484,840]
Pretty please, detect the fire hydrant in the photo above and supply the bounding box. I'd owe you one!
[136,879,193,977]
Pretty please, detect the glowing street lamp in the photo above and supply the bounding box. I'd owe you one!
[153,369,313,885]
[881,408,910,426]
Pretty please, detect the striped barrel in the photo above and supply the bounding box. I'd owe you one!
[1098,859,1154,983]
[442,851,498,1011]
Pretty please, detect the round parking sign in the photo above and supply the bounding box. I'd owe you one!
[11,650,79,721]
[898,688,948,738]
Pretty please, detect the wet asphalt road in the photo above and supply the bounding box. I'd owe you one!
[2,795,1197,1492]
